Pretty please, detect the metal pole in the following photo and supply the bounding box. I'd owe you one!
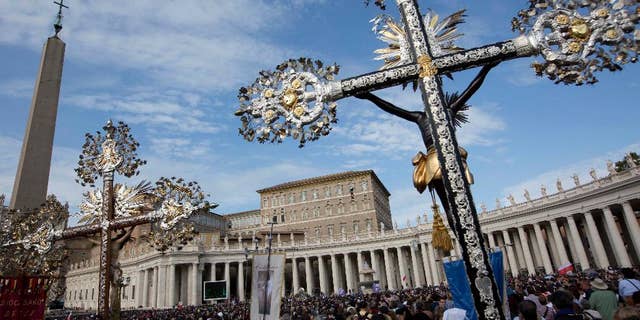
[98,169,115,320]
[262,221,275,320]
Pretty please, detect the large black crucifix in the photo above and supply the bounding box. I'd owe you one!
[3,120,211,319]
[234,1,639,319]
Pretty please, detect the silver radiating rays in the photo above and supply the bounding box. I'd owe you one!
[371,10,466,70]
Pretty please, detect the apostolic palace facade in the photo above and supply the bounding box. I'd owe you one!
[64,162,640,310]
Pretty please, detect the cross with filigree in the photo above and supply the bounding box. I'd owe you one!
[234,1,639,319]
[2,120,213,319]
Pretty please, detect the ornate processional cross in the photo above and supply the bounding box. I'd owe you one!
[3,121,210,320]
[234,1,639,320]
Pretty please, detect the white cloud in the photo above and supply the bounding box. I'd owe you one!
[140,157,329,214]
[0,136,22,198]
[0,1,301,92]
[501,142,640,203]
[334,87,506,157]
[389,185,431,228]
[504,59,542,87]
[0,134,83,213]
[0,79,34,98]
[457,103,506,146]
[64,90,221,134]
[147,137,211,160]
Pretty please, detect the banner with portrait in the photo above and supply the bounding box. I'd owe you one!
[250,253,285,320]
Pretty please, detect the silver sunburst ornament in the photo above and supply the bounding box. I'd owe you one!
[79,181,156,224]
[372,9,466,69]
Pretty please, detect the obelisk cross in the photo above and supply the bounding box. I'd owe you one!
[394,1,503,319]
[53,0,68,36]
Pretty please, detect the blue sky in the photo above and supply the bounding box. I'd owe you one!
[1,0,639,226]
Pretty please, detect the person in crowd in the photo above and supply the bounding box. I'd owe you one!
[633,291,640,307]
[442,308,466,320]
[612,307,640,320]
[581,279,594,301]
[551,290,583,320]
[580,300,603,320]
[515,300,540,320]
[525,286,545,318]
[619,268,640,306]
[539,293,556,320]
[589,278,618,320]
[510,285,527,320]
[413,301,433,320]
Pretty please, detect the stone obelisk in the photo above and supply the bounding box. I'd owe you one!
[10,3,67,210]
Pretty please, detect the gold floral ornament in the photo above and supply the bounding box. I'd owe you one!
[418,55,438,78]
[412,147,474,194]
[569,19,590,40]
[555,14,569,25]
[567,41,582,53]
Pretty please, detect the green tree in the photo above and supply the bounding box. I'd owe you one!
[615,152,639,172]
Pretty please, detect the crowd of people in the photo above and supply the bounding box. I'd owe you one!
[506,267,640,320]
[46,267,640,320]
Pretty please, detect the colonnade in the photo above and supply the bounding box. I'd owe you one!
[484,201,640,276]
[282,241,453,296]
[133,260,251,308]
[129,239,458,308]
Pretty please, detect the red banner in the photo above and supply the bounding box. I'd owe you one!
[0,276,48,320]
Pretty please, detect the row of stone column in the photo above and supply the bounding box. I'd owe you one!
[486,201,639,275]
[283,240,456,295]
[136,261,245,308]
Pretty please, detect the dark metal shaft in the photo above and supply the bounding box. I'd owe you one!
[397,1,506,320]
[98,170,115,320]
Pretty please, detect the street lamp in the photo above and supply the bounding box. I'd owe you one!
[262,219,277,320]
[242,234,262,320]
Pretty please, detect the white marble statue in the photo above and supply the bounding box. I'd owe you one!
[495,198,502,209]
[626,153,637,168]
[607,160,616,175]
[556,178,564,192]
[507,194,516,206]
[480,203,487,213]
[589,168,598,181]
[572,174,580,187]
[523,189,531,202]
[540,184,547,197]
